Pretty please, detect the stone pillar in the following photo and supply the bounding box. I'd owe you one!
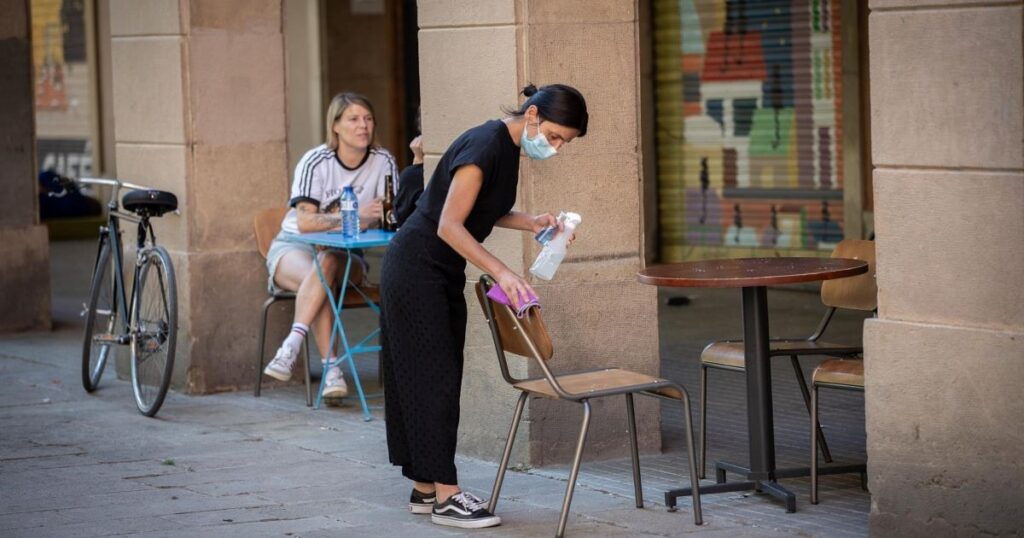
[865,2,1024,535]
[0,0,51,333]
[419,0,660,466]
[109,0,288,392]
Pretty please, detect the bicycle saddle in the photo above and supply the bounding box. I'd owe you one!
[123,189,178,217]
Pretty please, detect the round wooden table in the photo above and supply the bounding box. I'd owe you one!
[638,257,868,513]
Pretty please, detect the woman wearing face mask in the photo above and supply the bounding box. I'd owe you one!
[379,83,588,529]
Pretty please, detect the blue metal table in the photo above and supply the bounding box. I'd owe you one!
[292,229,395,421]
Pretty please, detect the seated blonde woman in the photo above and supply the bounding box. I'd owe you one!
[263,92,398,396]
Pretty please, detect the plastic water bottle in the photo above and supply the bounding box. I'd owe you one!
[529,212,581,281]
[340,186,359,239]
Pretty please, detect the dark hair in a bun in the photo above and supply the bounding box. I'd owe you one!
[504,83,588,137]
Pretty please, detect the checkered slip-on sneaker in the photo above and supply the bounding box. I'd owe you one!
[409,488,436,514]
[431,492,501,529]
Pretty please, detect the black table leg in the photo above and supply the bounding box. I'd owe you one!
[743,286,775,480]
[665,285,798,513]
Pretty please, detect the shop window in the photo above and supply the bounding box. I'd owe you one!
[31,0,98,179]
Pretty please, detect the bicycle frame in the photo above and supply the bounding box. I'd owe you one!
[71,175,178,416]
[84,178,161,345]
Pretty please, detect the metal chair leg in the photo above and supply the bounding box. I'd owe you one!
[625,394,643,508]
[556,400,592,538]
[810,382,819,504]
[489,392,528,514]
[790,355,833,463]
[677,386,704,526]
[303,338,312,407]
[698,364,708,480]
[255,295,277,397]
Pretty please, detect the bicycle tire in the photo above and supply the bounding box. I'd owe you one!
[130,246,177,417]
[82,241,116,392]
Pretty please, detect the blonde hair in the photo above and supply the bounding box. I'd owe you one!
[325,92,376,150]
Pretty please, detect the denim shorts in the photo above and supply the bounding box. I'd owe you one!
[265,231,368,294]
[265,231,316,294]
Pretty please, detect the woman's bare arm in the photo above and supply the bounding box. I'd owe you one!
[294,201,340,233]
[437,165,536,308]
[495,211,539,232]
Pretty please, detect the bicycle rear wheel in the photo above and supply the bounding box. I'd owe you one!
[82,241,117,392]
[130,246,177,417]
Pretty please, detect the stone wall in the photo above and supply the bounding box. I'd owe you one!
[0,0,51,333]
[864,1,1024,535]
[108,0,289,392]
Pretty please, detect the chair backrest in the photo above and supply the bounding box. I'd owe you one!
[821,239,877,311]
[475,276,554,364]
[254,207,288,259]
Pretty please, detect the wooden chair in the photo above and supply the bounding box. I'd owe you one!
[810,358,865,504]
[698,239,876,479]
[253,207,313,406]
[475,275,703,537]
[252,207,381,405]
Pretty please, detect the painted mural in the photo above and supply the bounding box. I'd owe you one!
[655,0,844,260]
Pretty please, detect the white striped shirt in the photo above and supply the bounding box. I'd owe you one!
[281,144,399,234]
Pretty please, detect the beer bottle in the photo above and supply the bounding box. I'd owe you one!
[381,174,398,231]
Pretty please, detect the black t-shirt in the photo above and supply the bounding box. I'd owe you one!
[415,119,520,243]
[393,163,423,227]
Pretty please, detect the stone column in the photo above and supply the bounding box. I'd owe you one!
[0,0,51,333]
[865,1,1024,535]
[109,0,288,392]
[419,0,660,467]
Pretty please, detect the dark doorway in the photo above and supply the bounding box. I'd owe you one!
[322,0,420,168]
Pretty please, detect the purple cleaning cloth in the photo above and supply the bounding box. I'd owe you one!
[486,286,540,318]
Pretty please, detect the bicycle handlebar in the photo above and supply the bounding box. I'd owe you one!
[79,177,150,191]
[47,175,158,200]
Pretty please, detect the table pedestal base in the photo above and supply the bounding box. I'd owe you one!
[664,461,866,513]
[665,479,796,514]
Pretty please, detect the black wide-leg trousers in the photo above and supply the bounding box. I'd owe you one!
[380,223,467,486]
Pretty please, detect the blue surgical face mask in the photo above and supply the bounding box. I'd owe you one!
[521,121,558,160]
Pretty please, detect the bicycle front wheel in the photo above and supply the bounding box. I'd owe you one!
[82,241,117,392]
[130,246,177,417]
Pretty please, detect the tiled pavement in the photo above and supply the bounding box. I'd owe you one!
[0,240,870,536]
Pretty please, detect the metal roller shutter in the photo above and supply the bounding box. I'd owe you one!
[654,0,845,261]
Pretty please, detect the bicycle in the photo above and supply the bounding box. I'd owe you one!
[50,175,180,417]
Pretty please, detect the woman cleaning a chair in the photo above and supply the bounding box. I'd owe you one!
[379,83,588,529]
[262,92,399,398]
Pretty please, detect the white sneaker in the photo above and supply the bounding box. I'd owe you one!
[263,345,298,381]
[322,364,348,398]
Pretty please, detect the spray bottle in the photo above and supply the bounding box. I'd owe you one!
[529,212,581,281]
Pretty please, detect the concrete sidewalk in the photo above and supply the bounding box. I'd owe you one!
[1,240,868,536]
[0,322,737,538]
